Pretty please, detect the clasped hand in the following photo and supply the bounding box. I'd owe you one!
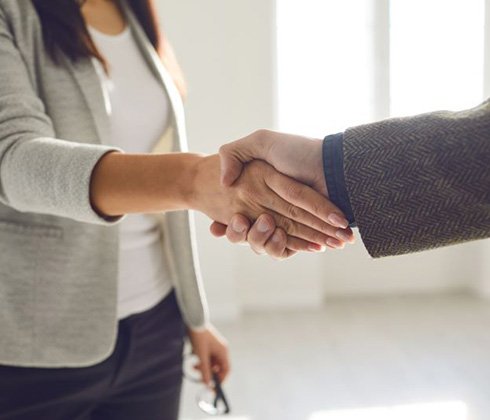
[191,130,354,259]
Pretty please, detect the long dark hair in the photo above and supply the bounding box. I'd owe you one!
[31,0,186,96]
[32,0,158,64]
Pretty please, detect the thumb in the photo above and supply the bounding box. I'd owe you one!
[219,130,274,186]
[218,143,249,187]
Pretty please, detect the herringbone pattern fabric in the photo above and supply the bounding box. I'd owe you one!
[344,100,490,258]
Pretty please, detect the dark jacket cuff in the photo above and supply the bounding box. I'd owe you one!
[323,133,356,226]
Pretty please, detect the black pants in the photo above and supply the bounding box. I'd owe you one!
[0,291,186,420]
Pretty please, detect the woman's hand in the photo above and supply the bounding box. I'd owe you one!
[210,214,354,259]
[188,326,230,385]
[188,155,351,248]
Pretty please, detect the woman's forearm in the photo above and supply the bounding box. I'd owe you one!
[89,151,203,217]
[89,150,352,248]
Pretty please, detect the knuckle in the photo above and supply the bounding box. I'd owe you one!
[248,234,266,250]
[218,143,230,156]
[254,129,269,140]
[285,184,304,202]
[236,185,253,201]
[257,192,274,210]
[227,231,246,244]
[278,216,294,234]
[287,204,301,220]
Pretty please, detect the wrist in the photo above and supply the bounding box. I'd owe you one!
[187,323,213,335]
[185,154,219,211]
[309,139,328,197]
[162,152,206,209]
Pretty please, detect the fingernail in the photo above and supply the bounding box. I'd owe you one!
[231,219,246,233]
[328,214,349,229]
[335,230,352,242]
[309,245,326,253]
[271,231,282,243]
[308,244,320,252]
[257,218,271,233]
[326,238,345,249]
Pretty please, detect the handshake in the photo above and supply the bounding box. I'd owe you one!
[94,99,487,260]
[192,130,355,260]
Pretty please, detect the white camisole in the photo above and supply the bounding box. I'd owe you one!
[88,25,174,319]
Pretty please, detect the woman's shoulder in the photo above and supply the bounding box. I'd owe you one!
[0,0,40,30]
[0,0,36,17]
[0,0,43,50]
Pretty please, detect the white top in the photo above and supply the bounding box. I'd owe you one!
[89,25,174,319]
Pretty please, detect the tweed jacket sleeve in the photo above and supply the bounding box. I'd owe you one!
[0,4,122,225]
[343,99,490,258]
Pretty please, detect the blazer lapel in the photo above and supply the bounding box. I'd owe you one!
[59,1,185,151]
[120,0,189,153]
[62,55,111,146]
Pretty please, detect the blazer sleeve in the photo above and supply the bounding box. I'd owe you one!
[0,6,123,225]
[343,99,490,258]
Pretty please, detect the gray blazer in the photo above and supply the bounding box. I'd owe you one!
[0,0,208,367]
[344,100,490,257]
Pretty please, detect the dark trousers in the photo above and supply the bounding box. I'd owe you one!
[0,291,186,420]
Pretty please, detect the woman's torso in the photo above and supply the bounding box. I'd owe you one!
[89,25,174,320]
[0,0,207,368]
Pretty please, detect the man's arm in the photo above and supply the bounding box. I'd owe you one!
[342,100,490,257]
[216,100,490,258]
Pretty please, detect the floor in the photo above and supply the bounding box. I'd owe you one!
[180,293,490,420]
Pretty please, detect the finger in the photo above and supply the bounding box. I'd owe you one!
[218,348,231,383]
[247,214,276,254]
[197,352,212,387]
[219,130,275,186]
[218,151,245,187]
[225,214,251,243]
[286,235,326,253]
[264,228,310,260]
[326,237,346,249]
[335,226,356,244]
[263,228,320,259]
[265,171,349,229]
[265,209,338,247]
[210,221,227,237]
[262,228,287,259]
[245,215,321,258]
[261,183,348,241]
[246,222,312,260]
[212,353,231,383]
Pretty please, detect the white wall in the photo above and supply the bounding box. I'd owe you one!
[157,0,488,321]
[157,0,280,320]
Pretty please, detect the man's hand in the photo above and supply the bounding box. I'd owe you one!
[211,130,354,258]
[219,129,328,197]
[191,154,350,248]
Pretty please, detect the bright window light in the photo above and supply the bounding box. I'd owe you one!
[309,400,468,420]
[390,0,484,116]
[277,0,486,134]
[276,0,373,136]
